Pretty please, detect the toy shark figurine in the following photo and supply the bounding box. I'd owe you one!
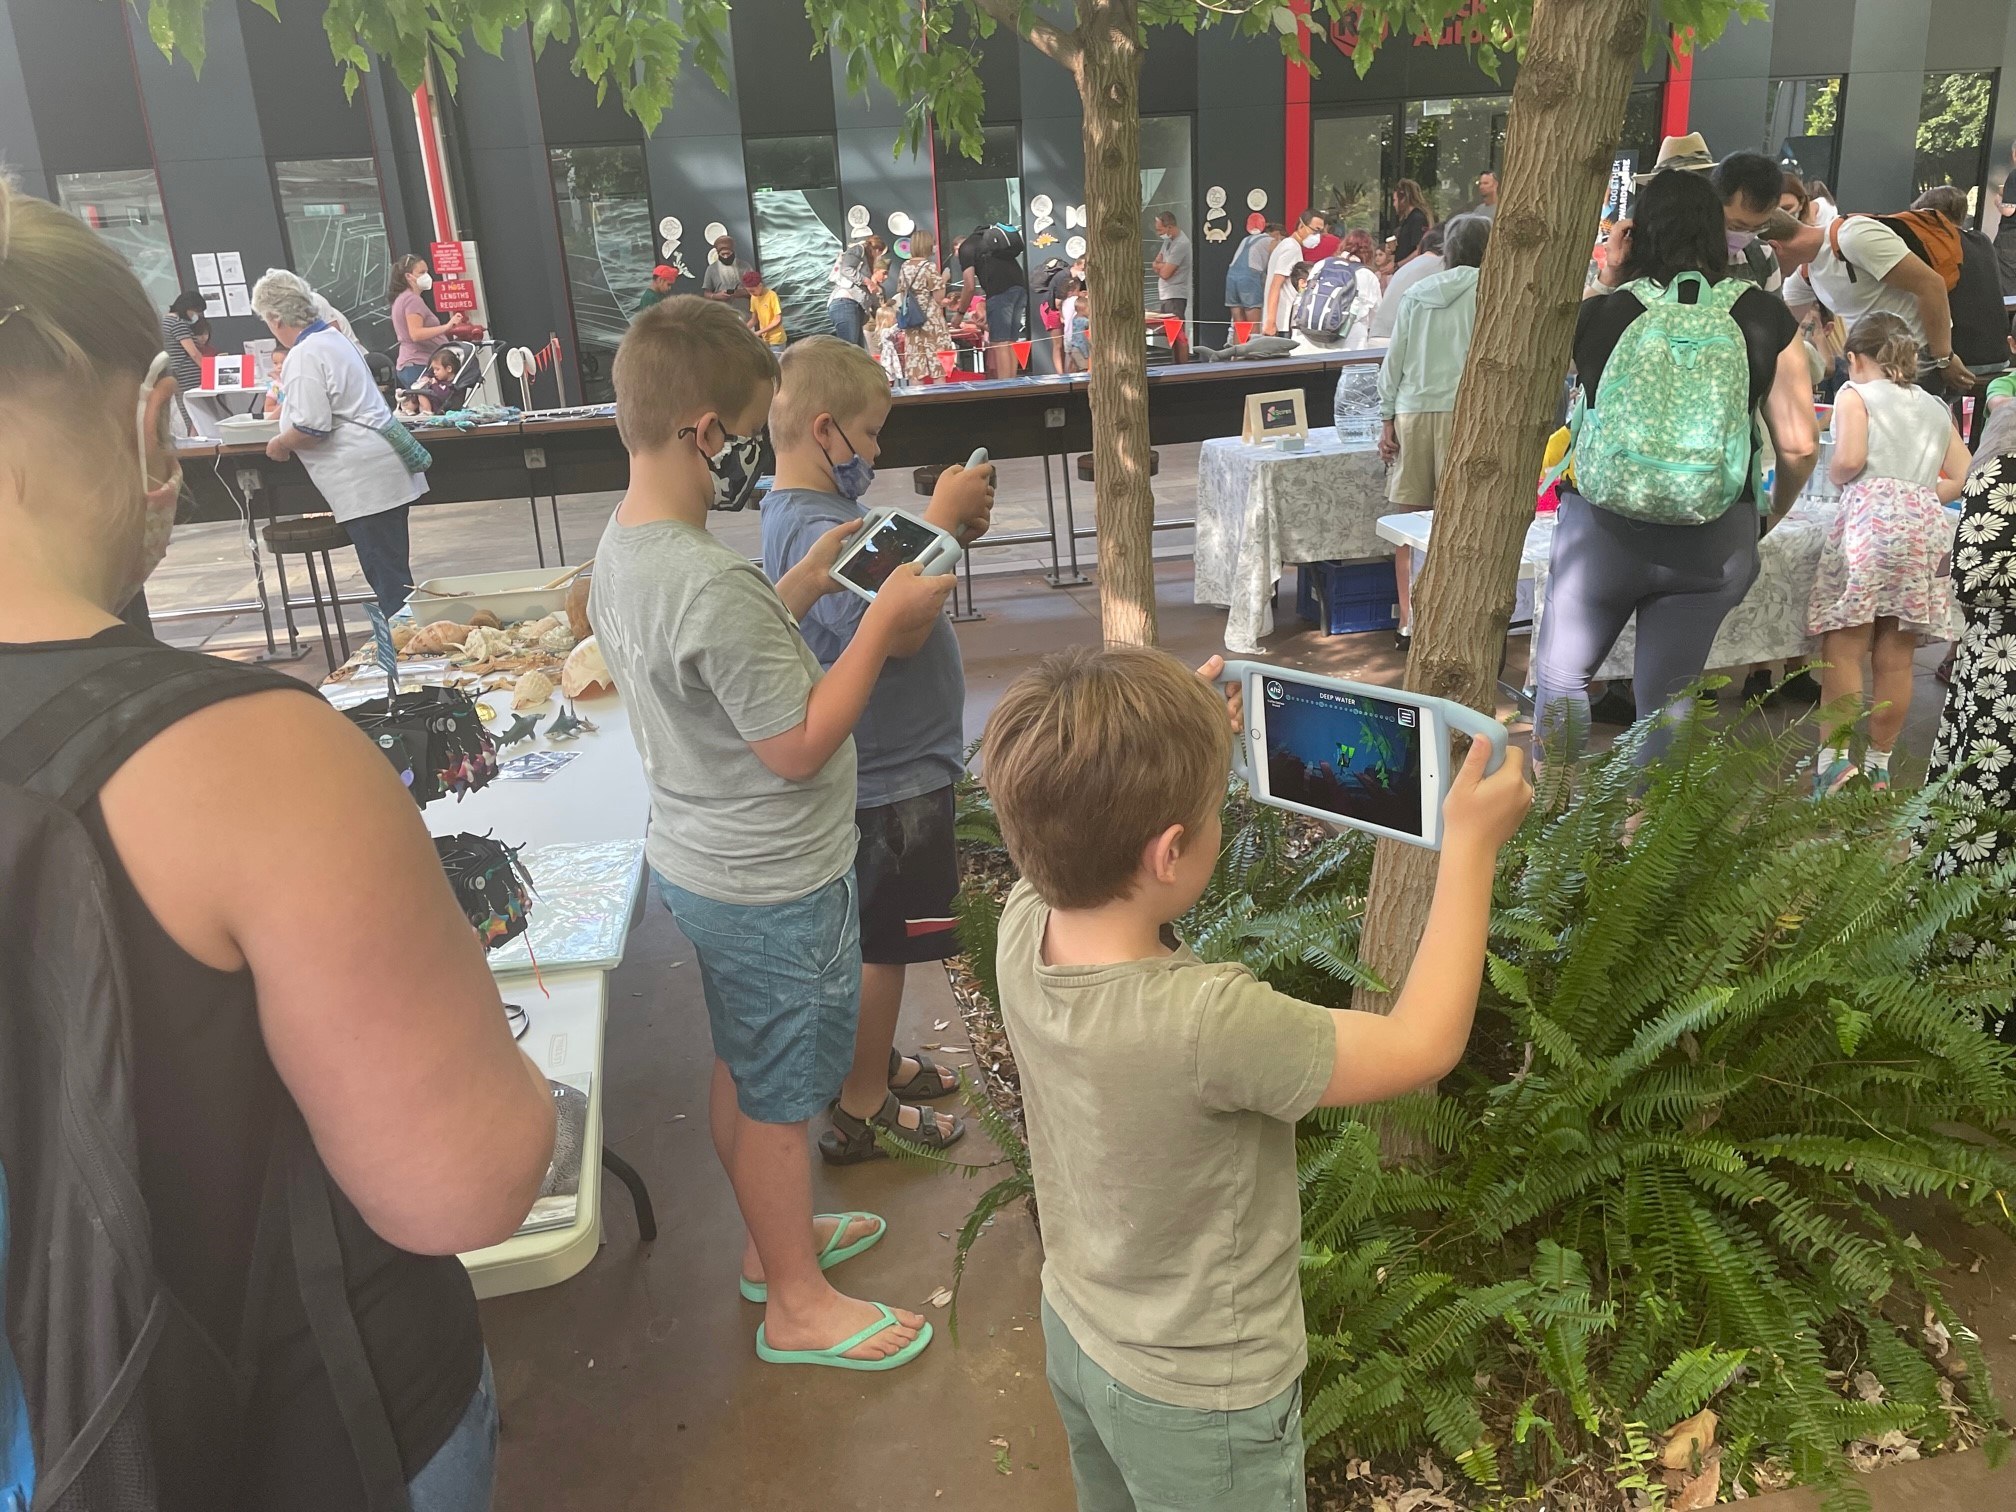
[546,702,598,742]
[495,712,543,750]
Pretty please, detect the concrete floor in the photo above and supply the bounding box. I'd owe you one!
[142,481,2016,1510]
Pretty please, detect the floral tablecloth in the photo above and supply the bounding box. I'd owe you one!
[1193,426,1392,653]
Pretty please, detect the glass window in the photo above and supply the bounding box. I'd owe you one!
[1312,109,1397,237]
[1403,95,1508,224]
[1618,84,1664,181]
[55,168,178,311]
[274,158,392,353]
[548,144,654,403]
[1765,76,1843,189]
[1914,70,1997,222]
[746,134,846,341]
[936,124,1022,254]
[1137,115,1194,309]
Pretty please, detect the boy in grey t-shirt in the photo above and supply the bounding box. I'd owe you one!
[982,647,1530,1509]
[590,298,953,1374]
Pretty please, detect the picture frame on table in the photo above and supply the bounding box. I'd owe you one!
[1242,388,1309,448]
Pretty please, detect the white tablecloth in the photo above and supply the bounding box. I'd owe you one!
[1193,426,1392,652]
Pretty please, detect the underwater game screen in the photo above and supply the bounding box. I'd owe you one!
[1260,676,1425,837]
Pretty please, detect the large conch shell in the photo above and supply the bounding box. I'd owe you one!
[560,636,612,699]
[405,619,472,656]
[512,669,556,709]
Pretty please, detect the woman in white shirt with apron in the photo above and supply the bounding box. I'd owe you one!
[250,273,428,617]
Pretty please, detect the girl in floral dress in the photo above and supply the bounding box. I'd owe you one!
[1928,403,2016,889]
[1807,313,1972,792]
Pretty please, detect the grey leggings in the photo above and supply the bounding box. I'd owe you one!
[1532,489,1760,761]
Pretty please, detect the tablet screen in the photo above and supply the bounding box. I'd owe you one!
[1258,675,1425,837]
[836,513,941,594]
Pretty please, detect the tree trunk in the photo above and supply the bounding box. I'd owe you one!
[1075,0,1158,647]
[1352,0,1651,1013]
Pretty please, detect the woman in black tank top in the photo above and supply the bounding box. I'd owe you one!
[0,180,552,1512]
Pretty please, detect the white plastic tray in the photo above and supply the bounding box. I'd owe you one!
[406,567,577,626]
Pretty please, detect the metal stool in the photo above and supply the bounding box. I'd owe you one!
[260,514,354,668]
[912,464,951,497]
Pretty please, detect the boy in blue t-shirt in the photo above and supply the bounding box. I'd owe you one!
[761,336,996,1162]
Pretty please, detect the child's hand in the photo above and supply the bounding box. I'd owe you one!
[1440,739,1531,856]
[927,462,997,543]
[1194,655,1244,734]
[861,562,955,647]
[775,520,863,617]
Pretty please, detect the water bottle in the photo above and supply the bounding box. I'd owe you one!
[1332,366,1381,450]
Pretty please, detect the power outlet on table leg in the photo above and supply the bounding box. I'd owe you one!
[524,447,547,470]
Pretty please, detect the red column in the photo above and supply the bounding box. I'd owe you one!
[1661,30,1694,139]
[1283,0,1312,225]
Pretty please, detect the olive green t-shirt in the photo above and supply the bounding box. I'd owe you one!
[995,880,1336,1411]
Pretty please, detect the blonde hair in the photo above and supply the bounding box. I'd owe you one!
[982,645,1231,910]
[909,229,937,262]
[0,175,163,511]
[1845,312,1919,385]
[613,296,779,454]
[773,335,889,440]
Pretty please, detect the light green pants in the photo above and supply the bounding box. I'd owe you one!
[1041,1299,1307,1512]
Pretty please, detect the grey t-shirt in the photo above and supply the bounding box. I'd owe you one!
[1157,232,1193,302]
[759,487,965,807]
[589,512,856,904]
[704,256,753,316]
[996,880,1335,1411]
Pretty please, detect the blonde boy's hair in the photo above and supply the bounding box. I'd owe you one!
[983,645,1231,910]
[614,296,779,454]
[773,335,890,440]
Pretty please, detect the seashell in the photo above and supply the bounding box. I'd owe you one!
[565,572,593,640]
[455,626,516,663]
[468,609,503,630]
[406,619,472,656]
[539,624,577,654]
[512,669,555,710]
[389,621,419,652]
[561,636,612,699]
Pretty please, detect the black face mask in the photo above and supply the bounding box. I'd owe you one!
[680,423,765,512]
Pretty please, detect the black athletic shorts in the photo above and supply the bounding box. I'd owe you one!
[855,785,961,965]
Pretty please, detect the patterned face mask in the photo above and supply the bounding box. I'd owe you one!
[680,422,766,512]
[826,421,875,502]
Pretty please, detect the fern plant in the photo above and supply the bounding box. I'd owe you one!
[1290,704,2016,1505]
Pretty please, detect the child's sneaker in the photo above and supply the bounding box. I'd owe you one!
[1813,754,1859,797]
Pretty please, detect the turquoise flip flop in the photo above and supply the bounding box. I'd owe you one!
[738,1211,887,1303]
[755,1304,932,1372]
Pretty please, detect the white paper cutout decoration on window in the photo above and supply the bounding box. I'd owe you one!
[1030,193,1053,219]
[1205,186,1227,209]
[1247,189,1268,211]
[848,204,872,231]
[1065,204,1087,229]
[703,221,728,244]
[1065,235,1086,259]
[888,211,915,237]
[894,236,913,259]
[659,217,682,241]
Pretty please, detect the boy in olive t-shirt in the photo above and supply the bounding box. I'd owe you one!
[982,647,1530,1511]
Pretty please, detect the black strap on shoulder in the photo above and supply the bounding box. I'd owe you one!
[0,646,307,811]
[282,1111,414,1512]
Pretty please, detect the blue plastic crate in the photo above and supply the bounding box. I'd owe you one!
[1294,558,1399,636]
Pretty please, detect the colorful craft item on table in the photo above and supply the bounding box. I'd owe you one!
[433,832,536,951]
[342,686,500,805]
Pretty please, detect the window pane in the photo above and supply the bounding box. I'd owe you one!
[549,144,653,403]
[1765,76,1843,188]
[1313,110,1396,236]
[746,135,845,341]
[1618,84,1664,180]
[1403,95,1508,223]
[936,124,1022,263]
[55,168,177,311]
[1914,70,1996,221]
[275,158,392,353]
[1138,115,1192,309]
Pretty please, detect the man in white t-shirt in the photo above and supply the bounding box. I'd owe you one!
[1765,215,1978,392]
[1263,210,1326,336]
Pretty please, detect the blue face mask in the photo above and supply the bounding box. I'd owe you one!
[827,421,875,501]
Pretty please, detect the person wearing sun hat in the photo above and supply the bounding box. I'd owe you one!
[636,263,680,314]
[1603,133,1784,293]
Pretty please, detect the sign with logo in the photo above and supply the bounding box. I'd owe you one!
[201,353,245,391]
[433,278,479,314]
[430,240,467,277]
[1603,153,1637,224]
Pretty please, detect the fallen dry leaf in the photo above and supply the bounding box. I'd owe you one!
[928,1287,954,1308]
[1673,1448,1722,1510]
[1852,1370,1885,1403]
[1661,1408,1718,1469]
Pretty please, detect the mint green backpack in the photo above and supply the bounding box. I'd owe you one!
[1570,273,1753,525]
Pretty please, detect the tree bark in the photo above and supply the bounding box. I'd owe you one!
[1075,0,1158,647]
[1352,0,1651,1013]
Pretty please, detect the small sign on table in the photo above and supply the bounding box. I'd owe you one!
[1242,389,1309,447]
